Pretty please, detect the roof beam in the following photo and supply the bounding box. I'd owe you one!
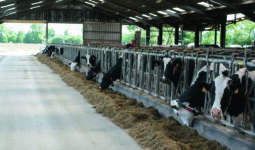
[101,0,142,16]
[212,0,255,22]
[92,0,160,27]
[72,1,147,29]
[1,0,70,19]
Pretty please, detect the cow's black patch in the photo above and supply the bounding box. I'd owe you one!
[86,60,101,80]
[89,55,96,66]
[74,51,81,67]
[100,58,123,90]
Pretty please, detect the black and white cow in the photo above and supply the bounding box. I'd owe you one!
[160,57,195,87]
[42,45,55,57]
[211,68,255,120]
[81,54,96,68]
[100,57,123,90]
[86,60,101,80]
[51,48,59,58]
[70,51,80,71]
[171,63,228,126]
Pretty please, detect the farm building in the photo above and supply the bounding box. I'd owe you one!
[1,0,255,150]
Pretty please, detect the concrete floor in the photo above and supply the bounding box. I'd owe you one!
[0,53,141,150]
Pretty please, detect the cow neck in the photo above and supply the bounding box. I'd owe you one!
[177,99,197,114]
[224,95,232,113]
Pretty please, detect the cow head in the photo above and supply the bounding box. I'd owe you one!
[86,67,97,80]
[81,54,96,67]
[100,73,113,90]
[163,58,182,86]
[86,60,101,80]
[210,75,231,120]
[70,62,78,71]
[171,100,194,126]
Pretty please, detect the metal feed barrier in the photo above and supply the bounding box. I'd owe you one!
[50,44,255,135]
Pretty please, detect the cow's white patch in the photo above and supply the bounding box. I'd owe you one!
[178,108,194,126]
[191,63,214,85]
[71,62,78,71]
[51,52,56,58]
[235,68,246,84]
[40,43,47,53]
[219,63,228,76]
[162,57,171,79]
[86,54,91,66]
[248,70,255,81]
[171,100,194,126]
[211,75,231,119]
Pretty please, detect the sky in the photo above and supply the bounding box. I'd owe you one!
[4,23,130,35]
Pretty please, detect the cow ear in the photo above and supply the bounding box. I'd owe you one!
[199,82,212,91]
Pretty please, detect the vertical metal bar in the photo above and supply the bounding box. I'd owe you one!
[155,56,160,96]
[139,53,144,89]
[123,51,127,83]
[134,52,138,87]
[128,52,132,84]
[166,84,171,104]
[204,48,210,113]
[183,59,188,90]
[147,53,152,92]
[243,49,248,128]
[253,84,255,133]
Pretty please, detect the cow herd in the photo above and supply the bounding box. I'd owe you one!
[42,46,255,127]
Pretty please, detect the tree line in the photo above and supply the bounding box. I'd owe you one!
[122,20,255,47]
[0,24,82,44]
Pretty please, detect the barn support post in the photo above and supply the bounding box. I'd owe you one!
[195,27,200,48]
[46,22,48,44]
[174,25,179,45]
[220,16,227,48]
[214,25,218,45]
[158,24,163,45]
[200,31,202,45]
[146,25,150,46]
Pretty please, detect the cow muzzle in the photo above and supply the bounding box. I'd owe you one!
[211,108,222,120]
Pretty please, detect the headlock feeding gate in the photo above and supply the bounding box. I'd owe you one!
[48,44,255,135]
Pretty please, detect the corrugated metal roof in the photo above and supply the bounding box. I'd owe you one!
[0,0,255,30]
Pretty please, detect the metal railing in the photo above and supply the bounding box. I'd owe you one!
[50,44,255,134]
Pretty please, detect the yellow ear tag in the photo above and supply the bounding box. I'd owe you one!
[202,87,207,93]
[238,61,243,66]
[136,52,138,54]
[176,63,178,67]
[234,89,238,94]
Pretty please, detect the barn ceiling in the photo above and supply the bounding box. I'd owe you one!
[0,0,255,30]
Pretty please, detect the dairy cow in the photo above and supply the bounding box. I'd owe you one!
[86,60,101,80]
[171,63,228,126]
[211,68,255,120]
[70,51,80,71]
[81,54,96,68]
[160,57,195,87]
[100,56,123,90]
